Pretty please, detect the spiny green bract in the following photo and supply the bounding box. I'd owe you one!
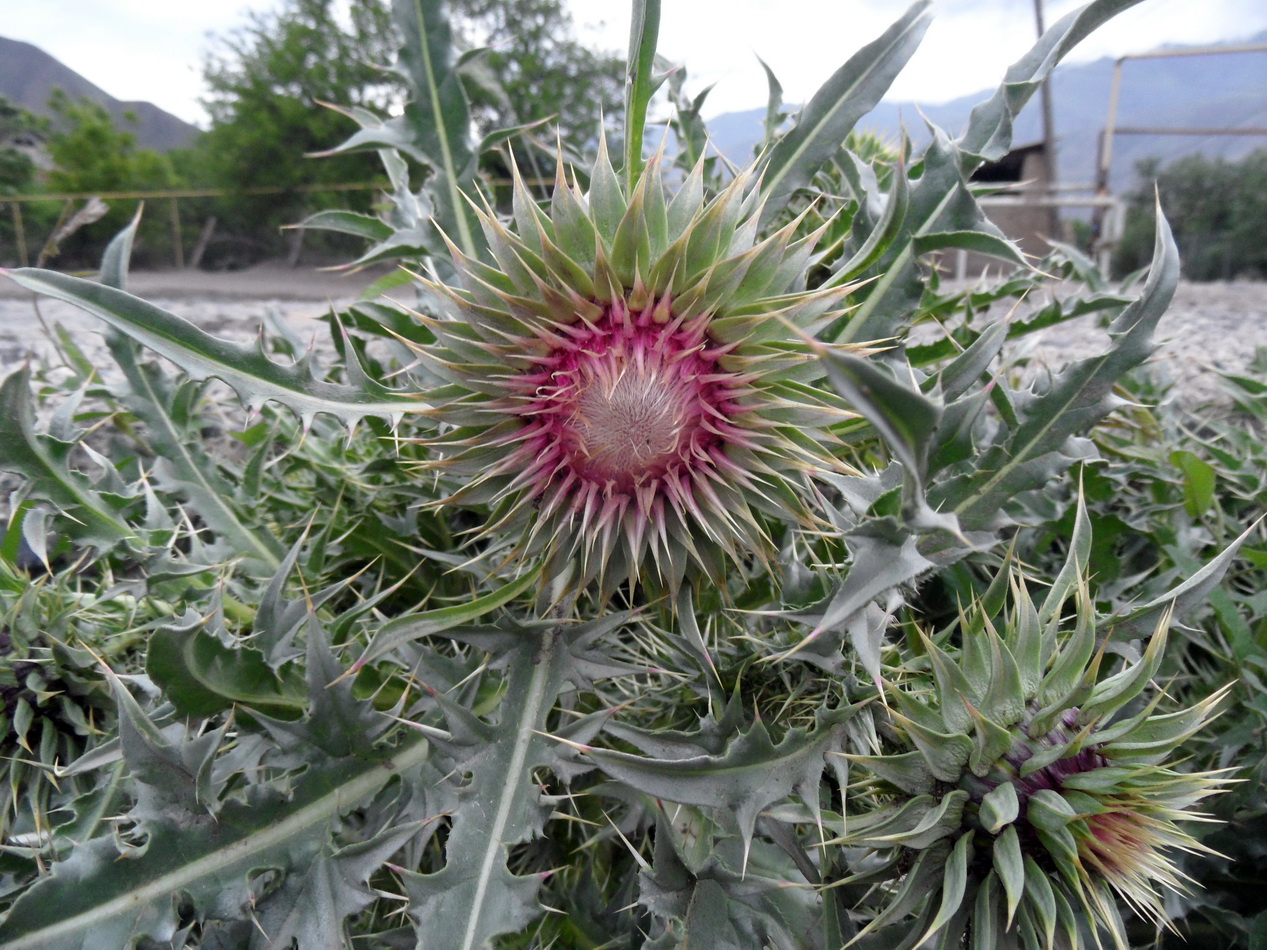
[0,557,136,848]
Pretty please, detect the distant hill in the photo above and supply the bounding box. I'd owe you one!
[707,30,1267,190]
[0,36,200,151]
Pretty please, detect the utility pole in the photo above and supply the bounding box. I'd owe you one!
[1033,0,1061,238]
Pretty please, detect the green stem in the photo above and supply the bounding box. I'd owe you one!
[411,0,477,258]
[221,594,256,626]
[623,0,661,192]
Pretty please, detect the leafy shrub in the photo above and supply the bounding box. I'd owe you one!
[1115,149,1267,281]
[38,92,182,269]
[0,1,1258,947]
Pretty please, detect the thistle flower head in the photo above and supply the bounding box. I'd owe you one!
[411,142,863,597]
[844,571,1228,950]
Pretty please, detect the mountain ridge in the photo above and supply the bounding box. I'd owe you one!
[705,29,1267,188]
[0,36,200,151]
[4,28,1264,182]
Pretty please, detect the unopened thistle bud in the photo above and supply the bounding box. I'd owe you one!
[842,571,1227,950]
[407,140,869,598]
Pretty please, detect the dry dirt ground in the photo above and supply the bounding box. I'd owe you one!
[1,264,1264,407]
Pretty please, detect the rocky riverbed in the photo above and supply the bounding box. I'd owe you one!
[0,266,1264,408]
[1,266,1263,529]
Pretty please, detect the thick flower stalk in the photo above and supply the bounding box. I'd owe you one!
[842,572,1227,950]
[409,142,864,596]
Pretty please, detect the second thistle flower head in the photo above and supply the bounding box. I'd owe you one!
[411,142,863,597]
[843,570,1228,950]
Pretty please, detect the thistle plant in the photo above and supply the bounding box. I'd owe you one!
[0,555,136,847]
[0,0,1255,948]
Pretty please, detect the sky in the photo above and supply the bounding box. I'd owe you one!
[4,0,1267,129]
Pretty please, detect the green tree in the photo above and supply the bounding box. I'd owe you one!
[198,0,397,263]
[0,96,40,196]
[449,0,623,148]
[1222,149,1267,278]
[1115,149,1267,280]
[41,91,179,267]
[0,96,45,267]
[44,91,177,195]
[194,0,623,263]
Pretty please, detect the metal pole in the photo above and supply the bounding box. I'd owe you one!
[10,202,28,267]
[170,197,184,270]
[1113,125,1267,136]
[1033,0,1060,237]
[189,215,217,270]
[1090,57,1125,247]
[1097,58,1125,196]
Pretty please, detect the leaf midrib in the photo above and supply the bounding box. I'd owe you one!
[7,270,428,420]
[761,4,930,211]
[461,632,556,950]
[1,738,431,950]
[127,361,282,570]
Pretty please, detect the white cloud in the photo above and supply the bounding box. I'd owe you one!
[569,0,1267,115]
[4,0,1265,128]
[3,0,284,126]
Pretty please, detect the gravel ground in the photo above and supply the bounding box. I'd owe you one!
[0,266,1262,527]
[1008,280,1267,408]
[0,264,389,377]
[1,265,1264,406]
[0,264,392,523]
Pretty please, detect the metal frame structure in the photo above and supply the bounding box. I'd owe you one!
[1095,42,1267,196]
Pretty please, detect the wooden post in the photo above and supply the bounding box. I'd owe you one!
[170,197,185,269]
[285,224,304,268]
[10,202,28,267]
[188,215,217,270]
[1032,0,1061,239]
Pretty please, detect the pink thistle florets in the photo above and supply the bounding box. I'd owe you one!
[414,146,859,596]
[502,298,752,497]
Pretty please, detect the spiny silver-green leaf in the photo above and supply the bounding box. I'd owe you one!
[959,0,1151,162]
[577,710,854,861]
[106,334,284,573]
[0,366,133,548]
[0,729,431,949]
[405,631,577,950]
[4,269,428,425]
[931,202,1179,529]
[758,1,931,223]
